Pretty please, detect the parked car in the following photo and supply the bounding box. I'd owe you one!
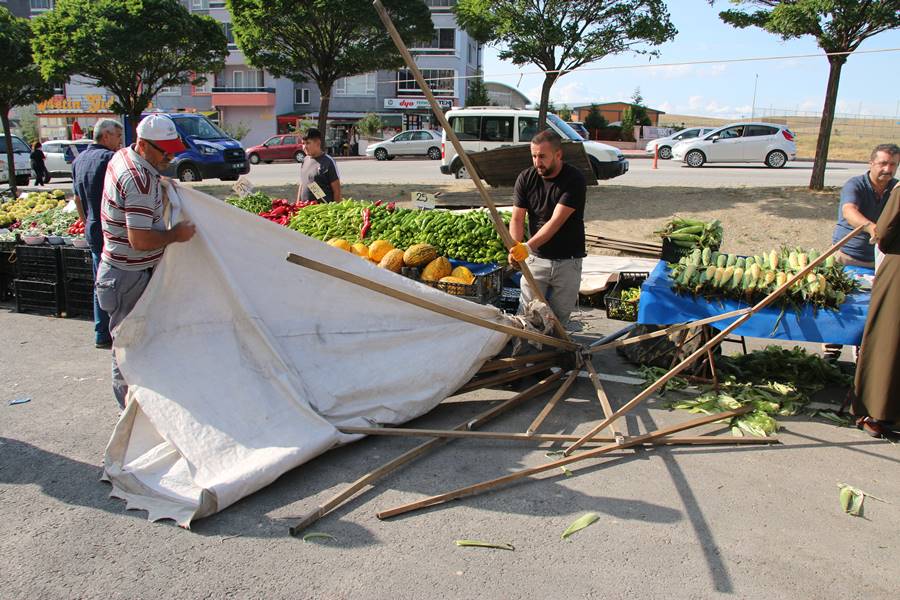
[440,108,628,180]
[366,129,442,161]
[644,127,716,160]
[0,134,33,187]
[246,134,306,165]
[41,139,92,180]
[671,122,797,168]
[567,121,589,140]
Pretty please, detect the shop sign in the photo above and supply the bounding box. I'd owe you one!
[36,94,136,114]
[384,98,452,110]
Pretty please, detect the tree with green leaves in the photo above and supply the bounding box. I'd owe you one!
[0,7,55,197]
[584,104,608,137]
[712,1,900,190]
[228,0,432,135]
[557,104,573,121]
[356,113,384,140]
[31,0,227,140]
[629,87,652,125]
[466,70,492,106]
[456,0,676,130]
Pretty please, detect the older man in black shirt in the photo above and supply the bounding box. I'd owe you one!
[508,129,586,325]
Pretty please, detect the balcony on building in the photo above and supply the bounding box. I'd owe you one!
[210,86,276,107]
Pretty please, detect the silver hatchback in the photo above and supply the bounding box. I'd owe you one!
[366,129,443,161]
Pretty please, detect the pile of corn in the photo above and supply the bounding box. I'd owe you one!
[655,217,723,249]
[668,247,860,309]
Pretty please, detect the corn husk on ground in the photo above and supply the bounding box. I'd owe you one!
[668,247,860,309]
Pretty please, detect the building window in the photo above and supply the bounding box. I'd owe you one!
[398,69,455,97]
[192,73,213,95]
[233,70,244,88]
[209,1,226,8]
[51,81,65,96]
[425,0,456,9]
[222,22,236,48]
[191,0,205,9]
[30,0,54,10]
[295,88,310,105]
[246,69,264,88]
[411,28,455,54]
[334,72,376,97]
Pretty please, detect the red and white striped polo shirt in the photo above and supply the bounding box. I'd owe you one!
[100,146,165,271]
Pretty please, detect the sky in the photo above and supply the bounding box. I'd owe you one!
[480,3,900,119]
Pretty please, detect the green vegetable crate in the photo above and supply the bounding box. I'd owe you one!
[604,272,648,322]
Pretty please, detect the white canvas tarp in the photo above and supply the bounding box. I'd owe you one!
[103,186,510,526]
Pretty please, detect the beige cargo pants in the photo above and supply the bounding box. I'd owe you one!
[518,255,583,326]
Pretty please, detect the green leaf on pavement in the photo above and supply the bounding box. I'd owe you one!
[455,539,515,551]
[302,532,337,543]
[561,512,600,539]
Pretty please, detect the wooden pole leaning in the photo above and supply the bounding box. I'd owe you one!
[371,0,568,342]
[288,370,565,535]
[376,406,752,520]
[564,225,866,456]
[286,253,578,352]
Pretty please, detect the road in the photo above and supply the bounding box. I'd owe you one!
[229,156,864,188]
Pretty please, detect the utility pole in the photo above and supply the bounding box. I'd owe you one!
[750,73,758,120]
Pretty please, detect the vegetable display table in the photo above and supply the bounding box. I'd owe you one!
[637,260,873,346]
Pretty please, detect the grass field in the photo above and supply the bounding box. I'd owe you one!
[662,113,899,162]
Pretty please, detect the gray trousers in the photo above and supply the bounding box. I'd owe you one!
[519,255,583,325]
[95,262,153,408]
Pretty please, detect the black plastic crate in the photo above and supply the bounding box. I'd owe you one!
[0,273,13,302]
[0,249,14,276]
[14,244,61,282]
[64,277,94,317]
[14,279,64,316]
[420,265,503,305]
[61,246,94,281]
[604,271,649,322]
[497,287,521,314]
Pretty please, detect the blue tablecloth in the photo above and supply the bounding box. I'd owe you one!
[637,260,873,345]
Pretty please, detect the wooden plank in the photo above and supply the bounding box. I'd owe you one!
[337,425,778,446]
[286,253,579,352]
[477,350,564,374]
[288,370,565,535]
[525,368,580,434]
[376,406,752,520]
[456,360,559,394]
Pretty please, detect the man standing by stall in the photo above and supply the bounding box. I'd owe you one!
[295,128,342,204]
[508,129,586,326]
[95,114,196,408]
[72,118,124,349]
[831,144,900,268]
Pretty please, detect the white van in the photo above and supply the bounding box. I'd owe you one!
[439,108,628,181]
[0,134,34,187]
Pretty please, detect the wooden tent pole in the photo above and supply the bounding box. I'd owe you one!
[286,253,578,351]
[564,224,866,455]
[372,0,568,342]
[288,370,565,535]
[376,406,752,520]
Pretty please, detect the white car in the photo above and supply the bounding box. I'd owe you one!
[440,108,628,180]
[672,122,797,168]
[645,126,716,160]
[0,134,33,187]
[366,129,442,161]
[40,139,92,180]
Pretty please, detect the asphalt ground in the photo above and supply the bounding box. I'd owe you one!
[2,299,898,599]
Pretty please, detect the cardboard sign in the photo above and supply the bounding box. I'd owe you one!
[412,191,436,210]
[308,181,327,200]
[231,176,255,198]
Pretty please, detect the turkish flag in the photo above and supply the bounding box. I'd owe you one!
[72,121,83,139]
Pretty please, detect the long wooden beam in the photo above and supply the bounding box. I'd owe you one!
[286,253,579,352]
[457,360,559,394]
[376,406,752,520]
[565,224,866,455]
[288,370,565,536]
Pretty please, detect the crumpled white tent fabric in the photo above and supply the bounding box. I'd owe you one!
[103,186,510,527]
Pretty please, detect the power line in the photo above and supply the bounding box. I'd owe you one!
[380,47,900,86]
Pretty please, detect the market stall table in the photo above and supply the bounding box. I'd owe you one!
[637,260,874,346]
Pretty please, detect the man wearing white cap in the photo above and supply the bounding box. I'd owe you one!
[95,114,196,408]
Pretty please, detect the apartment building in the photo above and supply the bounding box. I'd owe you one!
[16,0,482,150]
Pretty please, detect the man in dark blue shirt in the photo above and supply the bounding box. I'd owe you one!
[72,118,123,348]
[832,144,899,267]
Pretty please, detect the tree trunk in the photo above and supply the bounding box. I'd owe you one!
[536,73,558,131]
[1,108,19,198]
[809,56,845,191]
[317,85,331,139]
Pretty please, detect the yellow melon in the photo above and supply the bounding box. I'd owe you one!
[327,238,352,252]
[403,243,438,267]
[368,240,395,262]
[351,243,369,257]
[378,248,405,273]
[421,256,452,282]
[450,266,476,285]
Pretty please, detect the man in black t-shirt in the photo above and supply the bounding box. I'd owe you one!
[508,129,586,325]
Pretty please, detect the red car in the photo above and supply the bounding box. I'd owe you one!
[246,134,306,164]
